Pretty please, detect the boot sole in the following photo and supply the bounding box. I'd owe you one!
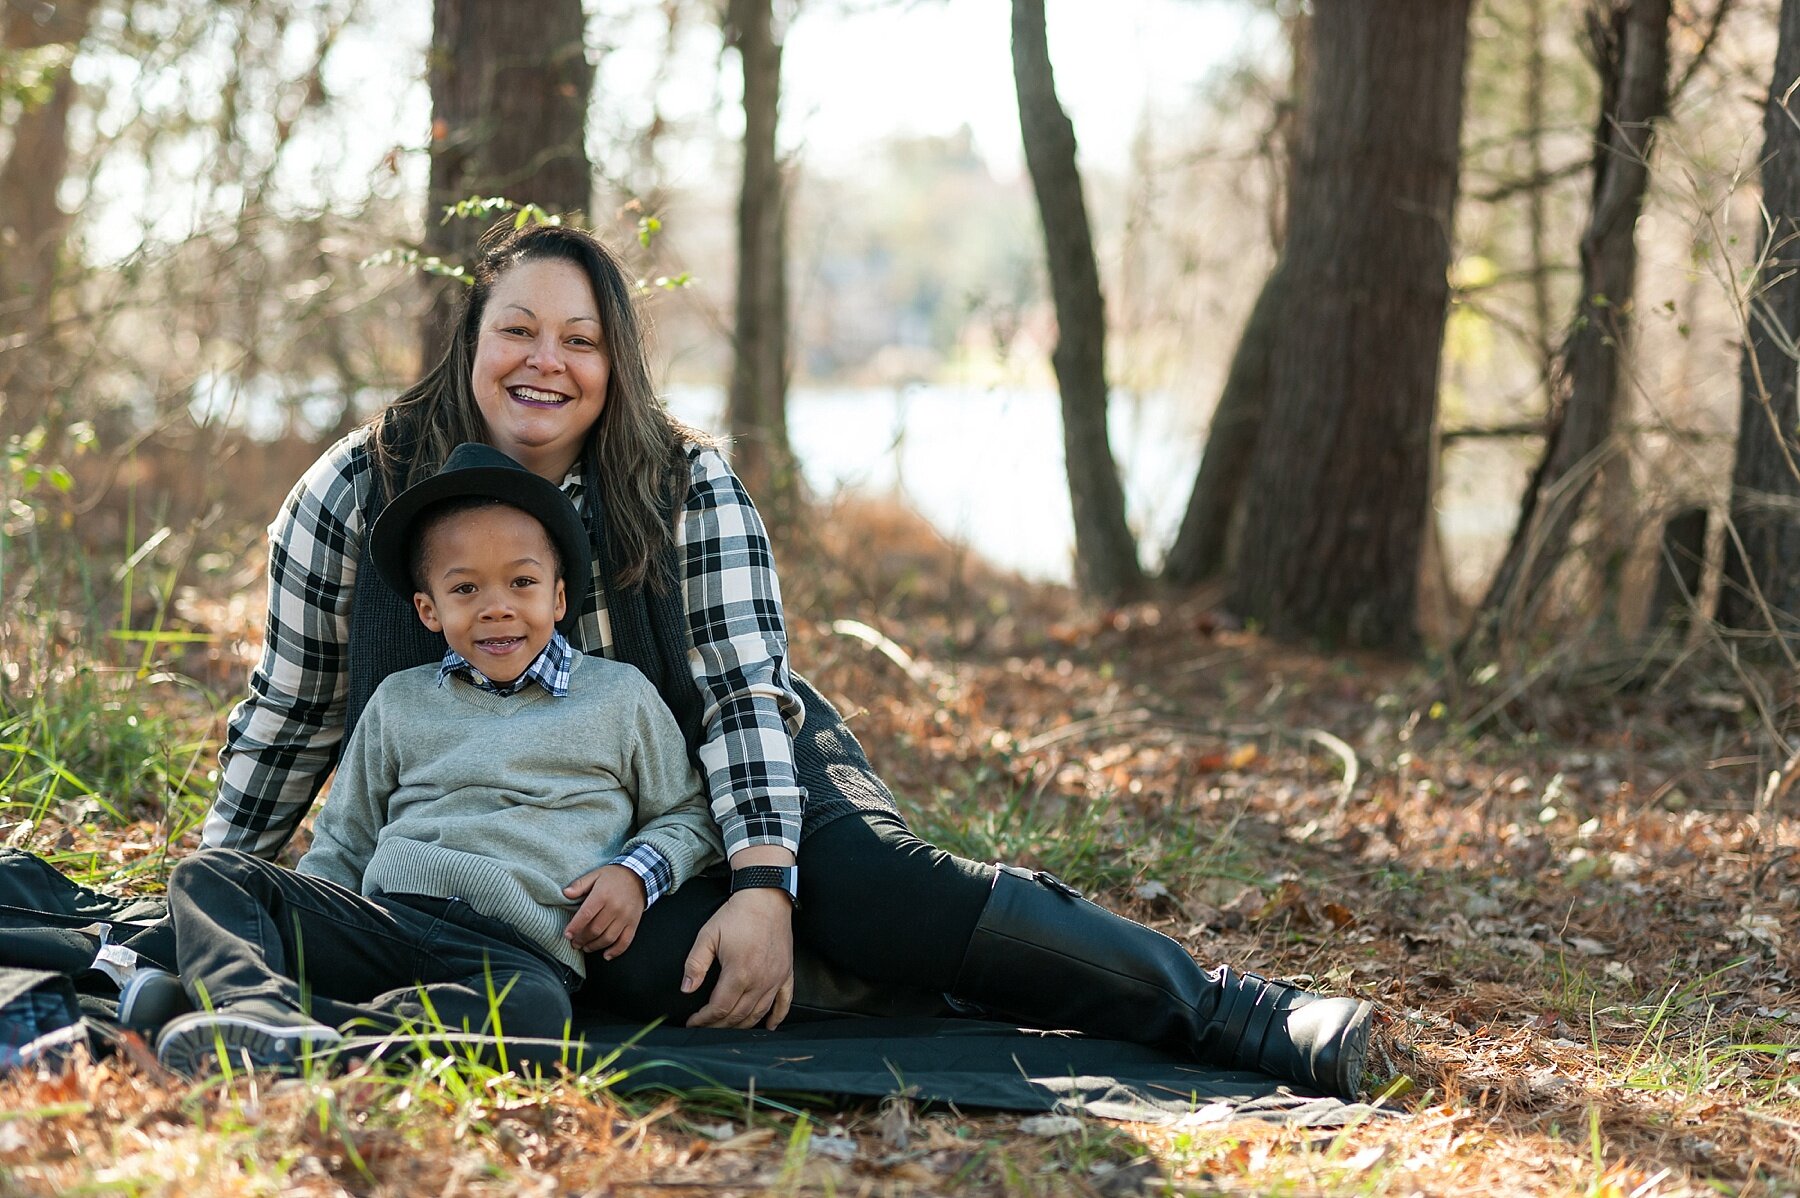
[156,1012,342,1077]
[1329,999,1375,1099]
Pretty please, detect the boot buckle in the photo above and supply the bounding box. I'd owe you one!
[1031,870,1083,900]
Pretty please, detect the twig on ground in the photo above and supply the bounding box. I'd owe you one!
[1305,727,1361,810]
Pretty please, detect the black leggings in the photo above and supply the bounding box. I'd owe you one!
[579,812,994,1021]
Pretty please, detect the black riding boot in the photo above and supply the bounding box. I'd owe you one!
[950,866,1373,1099]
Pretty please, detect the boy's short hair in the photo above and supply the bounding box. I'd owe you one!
[408,496,564,594]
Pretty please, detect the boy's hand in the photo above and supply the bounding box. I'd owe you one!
[563,864,647,960]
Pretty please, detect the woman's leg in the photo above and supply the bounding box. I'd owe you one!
[793,813,992,988]
[794,814,1373,1099]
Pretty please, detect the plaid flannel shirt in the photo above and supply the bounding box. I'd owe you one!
[202,429,807,867]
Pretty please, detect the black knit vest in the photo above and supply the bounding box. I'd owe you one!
[343,448,900,840]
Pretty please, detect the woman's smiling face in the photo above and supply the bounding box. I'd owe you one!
[471,257,610,482]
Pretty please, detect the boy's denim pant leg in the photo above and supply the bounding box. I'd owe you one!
[167,850,575,1040]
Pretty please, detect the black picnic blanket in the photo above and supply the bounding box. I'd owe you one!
[350,1016,1392,1126]
[0,851,1390,1124]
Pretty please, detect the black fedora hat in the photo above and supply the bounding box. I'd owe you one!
[368,442,591,633]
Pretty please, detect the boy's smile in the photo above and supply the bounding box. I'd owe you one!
[412,504,568,686]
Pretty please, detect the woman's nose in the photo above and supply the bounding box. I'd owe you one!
[526,336,564,373]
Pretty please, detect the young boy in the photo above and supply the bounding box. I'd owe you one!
[155,443,722,1075]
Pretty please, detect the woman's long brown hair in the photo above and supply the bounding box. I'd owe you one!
[371,220,712,591]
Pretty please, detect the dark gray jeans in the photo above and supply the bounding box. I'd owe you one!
[167,850,577,1040]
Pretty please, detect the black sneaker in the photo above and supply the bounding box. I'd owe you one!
[155,1010,343,1076]
[117,968,191,1035]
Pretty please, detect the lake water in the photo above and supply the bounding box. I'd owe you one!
[666,383,1523,589]
[665,383,1207,584]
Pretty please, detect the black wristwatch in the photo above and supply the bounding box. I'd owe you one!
[729,865,801,909]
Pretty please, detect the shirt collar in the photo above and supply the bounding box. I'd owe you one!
[438,630,575,698]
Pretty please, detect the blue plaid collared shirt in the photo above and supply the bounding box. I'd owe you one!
[438,629,577,697]
[206,431,804,888]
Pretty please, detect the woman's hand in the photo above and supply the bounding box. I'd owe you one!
[682,888,795,1029]
[563,864,648,960]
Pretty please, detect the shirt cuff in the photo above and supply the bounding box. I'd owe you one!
[610,844,676,908]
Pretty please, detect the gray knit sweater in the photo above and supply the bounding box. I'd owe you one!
[297,654,722,975]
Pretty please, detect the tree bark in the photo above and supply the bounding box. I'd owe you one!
[0,0,100,435]
[1229,0,1473,650]
[1163,257,1289,584]
[1472,0,1672,646]
[421,0,593,365]
[1163,13,1310,587]
[724,0,796,509]
[1011,0,1143,601]
[1721,0,1800,650]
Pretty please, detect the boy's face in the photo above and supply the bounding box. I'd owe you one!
[413,504,567,686]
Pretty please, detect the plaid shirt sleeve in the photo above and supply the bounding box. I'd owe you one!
[608,843,676,906]
[202,431,373,857]
[679,447,807,858]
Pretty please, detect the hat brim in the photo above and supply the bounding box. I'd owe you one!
[368,460,591,636]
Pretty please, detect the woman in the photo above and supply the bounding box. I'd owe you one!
[204,220,1373,1098]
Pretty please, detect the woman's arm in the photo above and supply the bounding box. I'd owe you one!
[294,685,395,889]
[675,446,806,1027]
[677,446,808,857]
[202,432,372,857]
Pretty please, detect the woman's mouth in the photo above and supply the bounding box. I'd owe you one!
[509,386,571,408]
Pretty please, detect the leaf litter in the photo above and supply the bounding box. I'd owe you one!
[3,495,1797,1196]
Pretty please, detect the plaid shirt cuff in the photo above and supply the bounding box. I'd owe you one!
[610,844,676,907]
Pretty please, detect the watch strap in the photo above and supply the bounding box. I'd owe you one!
[729,865,800,908]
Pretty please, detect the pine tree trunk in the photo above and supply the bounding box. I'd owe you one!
[1229,0,1473,650]
[420,0,593,366]
[724,0,796,509]
[1011,0,1143,602]
[0,0,99,435]
[1473,0,1672,646]
[1721,0,1800,650]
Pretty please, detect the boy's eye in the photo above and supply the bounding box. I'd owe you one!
[451,583,477,595]
[511,576,539,589]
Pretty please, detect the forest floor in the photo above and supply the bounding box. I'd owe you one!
[1,493,1796,1197]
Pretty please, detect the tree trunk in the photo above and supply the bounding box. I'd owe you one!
[1163,13,1310,587]
[1721,0,1800,650]
[0,0,100,435]
[724,0,796,509]
[1229,0,1473,650]
[1472,0,1672,646]
[1163,257,1290,584]
[1011,0,1144,602]
[421,0,593,366]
